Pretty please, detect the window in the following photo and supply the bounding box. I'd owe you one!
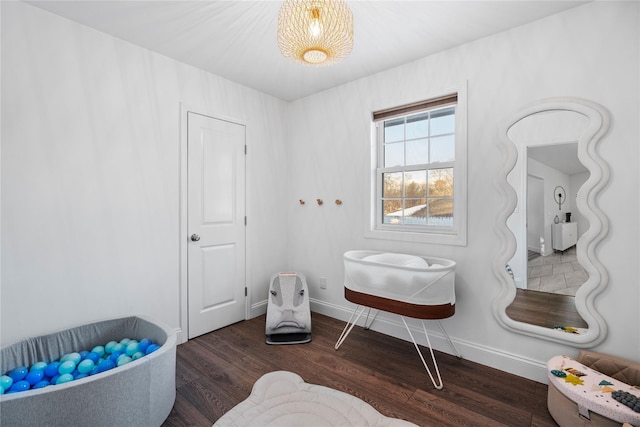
[369,89,467,245]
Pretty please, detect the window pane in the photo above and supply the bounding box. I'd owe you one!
[383,200,402,224]
[405,138,428,165]
[404,170,426,198]
[427,198,453,226]
[430,107,455,136]
[428,168,453,197]
[430,135,455,163]
[375,94,461,234]
[405,198,427,225]
[406,112,429,139]
[384,142,404,167]
[383,172,402,197]
[384,118,404,143]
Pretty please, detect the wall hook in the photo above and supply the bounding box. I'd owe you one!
[335,199,343,205]
[299,199,305,205]
[316,199,323,206]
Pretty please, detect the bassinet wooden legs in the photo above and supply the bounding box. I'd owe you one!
[334,305,460,390]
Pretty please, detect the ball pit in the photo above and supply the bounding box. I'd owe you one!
[0,316,176,426]
[0,336,164,395]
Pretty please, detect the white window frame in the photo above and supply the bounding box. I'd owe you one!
[366,83,467,246]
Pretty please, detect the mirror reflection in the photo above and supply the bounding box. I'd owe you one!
[506,143,589,330]
[504,111,590,331]
[525,143,589,296]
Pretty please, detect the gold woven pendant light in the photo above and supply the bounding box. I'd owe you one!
[278,0,354,65]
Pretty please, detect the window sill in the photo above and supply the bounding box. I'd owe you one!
[364,227,467,246]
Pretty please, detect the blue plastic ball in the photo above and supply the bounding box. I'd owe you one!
[84,352,100,364]
[58,360,76,375]
[145,344,160,355]
[8,380,30,393]
[125,341,139,356]
[25,369,44,385]
[101,360,115,371]
[104,341,118,354]
[74,373,88,380]
[33,380,50,389]
[119,338,131,345]
[109,351,124,363]
[56,373,74,385]
[137,338,152,353]
[65,352,82,365]
[0,375,13,391]
[8,366,28,382]
[116,355,132,367]
[77,359,94,374]
[45,362,61,378]
[113,343,125,353]
[79,351,89,360]
[50,374,60,385]
[91,345,105,357]
[30,361,48,371]
[131,351,145,361]
[96,359,116,374]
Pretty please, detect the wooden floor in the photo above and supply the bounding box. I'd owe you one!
[506,288,588,329]
[163,313,558,426]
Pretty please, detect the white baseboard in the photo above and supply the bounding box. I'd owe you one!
[250,299,268,317]
[309,299,549,384]
[175,328,186,345]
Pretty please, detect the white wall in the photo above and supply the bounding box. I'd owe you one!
[2,1,638,384]
[528,158,572,249]
[286,1,639,381]
[1,1,289,345]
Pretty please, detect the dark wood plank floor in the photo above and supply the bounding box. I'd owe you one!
[506,288,588,329]
[163,313,558,427]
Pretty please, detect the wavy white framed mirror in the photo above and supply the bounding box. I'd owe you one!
[493,97,610,346]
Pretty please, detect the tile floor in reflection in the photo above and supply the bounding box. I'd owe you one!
[527,246,586,296]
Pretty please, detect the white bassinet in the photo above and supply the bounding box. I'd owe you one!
[265,272,311,345]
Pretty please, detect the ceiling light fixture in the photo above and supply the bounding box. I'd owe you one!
[277,0,354,66]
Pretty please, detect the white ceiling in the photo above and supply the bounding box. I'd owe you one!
[27,0,587,101]
[528,143,587,176]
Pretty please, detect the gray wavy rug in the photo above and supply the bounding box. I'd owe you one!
[213,371,418,427]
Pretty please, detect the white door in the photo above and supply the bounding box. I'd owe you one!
[187,112,246,339]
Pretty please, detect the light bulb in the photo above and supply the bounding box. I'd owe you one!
[308,8,322,37]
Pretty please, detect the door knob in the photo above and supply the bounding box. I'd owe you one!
[190,234,200,242]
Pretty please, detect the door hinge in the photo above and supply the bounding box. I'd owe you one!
[245,287,248,297]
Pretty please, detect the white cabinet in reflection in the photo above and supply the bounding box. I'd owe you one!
[552,222,577,251]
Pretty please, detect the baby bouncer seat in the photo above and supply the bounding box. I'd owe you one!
[265,272,312,345]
